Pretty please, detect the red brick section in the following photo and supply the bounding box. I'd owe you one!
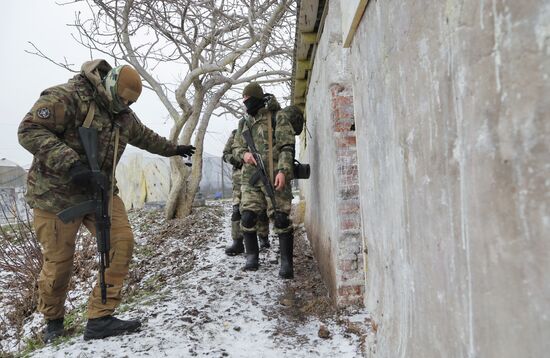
[337,285,364,306]
[330,84,364,308]
[338,200,360,215]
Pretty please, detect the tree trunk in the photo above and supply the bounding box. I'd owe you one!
[165,85,204,219]
[178,150,203,217]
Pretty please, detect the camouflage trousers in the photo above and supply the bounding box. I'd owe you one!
[240,181,293,235]
[231,169,242,206]
[231,210,269,240]
[231,175,269,240]
[34,195,133,320]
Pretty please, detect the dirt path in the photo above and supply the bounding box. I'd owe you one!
[30,201,367,357]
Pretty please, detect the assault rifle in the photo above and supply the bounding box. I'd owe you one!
[57,127,111,304]
[242,128,277,212]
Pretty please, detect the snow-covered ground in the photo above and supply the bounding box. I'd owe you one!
[6,201,368,357]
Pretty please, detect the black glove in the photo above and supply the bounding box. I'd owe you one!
[176,145,196,158]
[68,162,93,186]
[69,162,109,187]
[229,157,243,169]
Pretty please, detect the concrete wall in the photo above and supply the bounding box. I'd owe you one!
[302,0,549,356]
[302,14,342,298]
[344,0,549,357]
[303,1,365,306]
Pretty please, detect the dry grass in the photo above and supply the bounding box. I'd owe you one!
[0,197,96,351]
[0,199,42,344]
[292,199,306,225]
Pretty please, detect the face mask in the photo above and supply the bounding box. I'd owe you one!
[110,97,130,114]
[244,97,266,116]
[103,67,131,114]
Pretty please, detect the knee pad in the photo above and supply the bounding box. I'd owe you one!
[231,204,241,221]
[241,210,258,229]
[274,211,290,229]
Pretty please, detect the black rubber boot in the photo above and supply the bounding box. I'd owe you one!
[243,232,259,271]
[259,235,270,249]
[278,232,294,279]
[83,316,141,341]
[225,238,244,256]
[43,318,64,343]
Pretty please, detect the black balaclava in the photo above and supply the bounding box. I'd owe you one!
[244,96,266,116]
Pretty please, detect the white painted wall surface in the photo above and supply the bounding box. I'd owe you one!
[303,1,353,296]
[345,0,550,357]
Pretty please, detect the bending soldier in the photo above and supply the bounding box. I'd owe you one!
[223,127,270,256]
[18,60,195,343]
[232,83,295,279]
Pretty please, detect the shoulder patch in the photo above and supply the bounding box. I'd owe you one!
[36,107,51,119]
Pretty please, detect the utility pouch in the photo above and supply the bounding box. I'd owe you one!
[293,160,311,179]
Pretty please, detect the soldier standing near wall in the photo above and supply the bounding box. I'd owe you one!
[223,127,270,256]
[233,83,296,279]
[18,59,195,343]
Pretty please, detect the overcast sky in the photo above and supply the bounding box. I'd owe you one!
[1,1,259,168]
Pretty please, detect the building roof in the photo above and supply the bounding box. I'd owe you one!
[291,0,328,111]
[0,158,21,168]
[0,158,27,188]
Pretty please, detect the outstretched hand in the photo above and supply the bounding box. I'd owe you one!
[176,145,196,158]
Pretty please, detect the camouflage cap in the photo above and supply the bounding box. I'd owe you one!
[105,65,142,102]
[118,65,142,103]
[243,83,264,99]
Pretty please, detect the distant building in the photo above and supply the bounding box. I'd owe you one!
[0,158,28,224]
[0,158,27,188]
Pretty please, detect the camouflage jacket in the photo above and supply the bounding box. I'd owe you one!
[18,59,178,212]
[222,127,243,184]
[232,96,295,185]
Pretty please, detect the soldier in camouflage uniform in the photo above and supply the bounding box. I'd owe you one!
[232,83,295,279]
[223,127,270,256]
[18,59,195,342]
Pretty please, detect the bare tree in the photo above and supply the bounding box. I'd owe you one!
[30,0,295,218]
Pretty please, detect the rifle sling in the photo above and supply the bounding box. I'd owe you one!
[82,102,96,128]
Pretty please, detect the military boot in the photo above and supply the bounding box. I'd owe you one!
[43,318,64,343]
[226,220,244,255]
[258,235,270,249]
[83,316,141,341]
[278,232,294,279]
[243,232,259,271]
[225,238,244,256]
